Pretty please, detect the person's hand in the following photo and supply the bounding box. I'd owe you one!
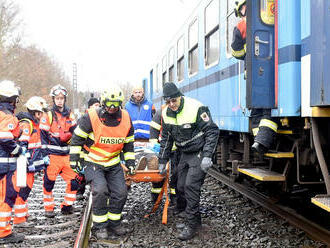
[200,157,213,173]
[43,156,50,165]
[70,160,83,174]
[158,163,166,175]
[127,165,135,175]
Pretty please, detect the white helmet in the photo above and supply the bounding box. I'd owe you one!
[49,84,68,97]
[25,96,47,112]
[0,80,20,98]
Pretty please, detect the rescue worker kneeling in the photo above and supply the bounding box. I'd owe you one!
[70,86,135,240]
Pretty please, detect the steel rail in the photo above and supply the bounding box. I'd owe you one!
[208,168,330,245]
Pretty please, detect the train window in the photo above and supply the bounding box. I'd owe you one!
[177,36,184,82]
[260,0,274,25]
[205,0,219,66]
[226,0,240,56]
[162,55,167,85]
[189,18,198,75]
[169,47,175,82]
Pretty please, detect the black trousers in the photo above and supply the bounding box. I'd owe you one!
[177,151,205,228]
[151,151,181,202]
[85,162,127,229]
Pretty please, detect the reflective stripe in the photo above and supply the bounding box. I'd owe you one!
[47,145,69,151]
[92,213,108,223]
[124,152,135,160]
[70,146,82,154]
[0,221,9,227]
[11,145,20,155]
[124,135,134,143]
[0,131,14,139]
[66,193,76,198]
[50,132,60,137]
[134,129,150,134]
[89,146,120,158]
[19,135,30,141]
[151,188,162,194]
[64,200,74,205]
[44,194,53,199]
[252,128,259,136]
[44,201,54,206]
[15,212,27,218]
[14,204,26,209]
[39,124,50,130]
[175,131,204,147]
[74,127,89,139]
[85,155,120,167]
[132,120,151,125]
[0,157,17,163]
[107,212,121,221]
[0,212,11,217]
[28,142,42,149]
[150,121,161,131]
[259,119,278,133]
[88,132,95,140]
[170,188,176,195]
[32,160,44,166]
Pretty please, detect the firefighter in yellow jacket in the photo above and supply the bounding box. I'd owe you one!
[69,86,135,240]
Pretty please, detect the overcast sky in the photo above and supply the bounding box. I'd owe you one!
[15,0,200,92]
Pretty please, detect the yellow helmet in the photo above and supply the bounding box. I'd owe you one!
[235,0,246,17]
[25,96,47,112]
[100,86,124,108]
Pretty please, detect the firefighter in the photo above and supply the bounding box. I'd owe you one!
[14,96,49,225]
[40,84,78,218]
[69,86,135,240]
[0,80,25,244]
[231,0,278,155]
[125,86,155,142]
[149,107,182,209]
[158,83,219,241]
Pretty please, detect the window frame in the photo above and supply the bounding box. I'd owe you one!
[177,35,185,83]
[188,17,199,77]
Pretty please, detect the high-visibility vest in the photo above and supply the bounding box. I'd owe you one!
[86,108,131,164]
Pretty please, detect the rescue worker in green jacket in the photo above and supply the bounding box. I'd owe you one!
[158,83,219,241]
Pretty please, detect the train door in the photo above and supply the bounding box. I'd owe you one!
[246,0,275,108]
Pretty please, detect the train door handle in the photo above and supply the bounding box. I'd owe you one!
[254,35,271,57]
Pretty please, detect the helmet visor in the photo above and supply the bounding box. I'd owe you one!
[53,88,67,96]
[104,100,120,108]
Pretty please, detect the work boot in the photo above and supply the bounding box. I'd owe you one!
[178,225,200,241]
[251,142,267,156]
[93,228,108,240]
[147,155,158,170]
[45,210,56,218]
[0,232,24,244]
[176,222,187,229]
[173,208,186,218]
[136,156,147,170]
[108,224,133,236]
[61,205,74,215]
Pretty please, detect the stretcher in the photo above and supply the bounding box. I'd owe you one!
[121,162,170,224]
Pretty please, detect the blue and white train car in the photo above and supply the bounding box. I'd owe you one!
[144,0,330,212]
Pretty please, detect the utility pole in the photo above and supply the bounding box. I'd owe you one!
[72,63,77,109]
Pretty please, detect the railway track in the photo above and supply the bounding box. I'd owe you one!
[208,167,330,246]
[9,172,90,248]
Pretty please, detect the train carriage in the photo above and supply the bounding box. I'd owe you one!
[144,0,330,213]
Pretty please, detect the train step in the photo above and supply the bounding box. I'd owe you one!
[264,152,294,158]
[237,167,286,181]
[277,129,293,135]
[311,195,330,212]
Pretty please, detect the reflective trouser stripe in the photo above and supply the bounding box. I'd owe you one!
[43,192,55,211]
[0,221,9,227]
[259,119,278,133]
[252,128,259,136]
[107,212,121,221]
[170,188,176,195]
[151,188,162,194]
[93,213,108,223]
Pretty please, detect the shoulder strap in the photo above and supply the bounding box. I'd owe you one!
[47,111,53,125]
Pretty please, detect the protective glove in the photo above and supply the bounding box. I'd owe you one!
[158,163,166,175]
[127,165,136,175]
[70,160,83,174]
[200,157,213,173]
[43,156,50,165]
[75,174,84,184]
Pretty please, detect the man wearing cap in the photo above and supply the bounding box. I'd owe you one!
[158,82,219,241]
[87,98,100,110]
